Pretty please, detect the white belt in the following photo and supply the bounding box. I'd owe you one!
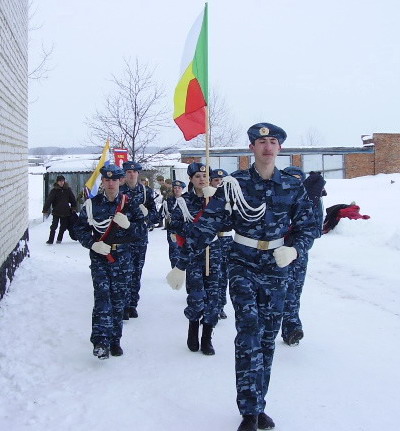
[218,231,233,237]
[234,233,284,251]
[211,235,218,242]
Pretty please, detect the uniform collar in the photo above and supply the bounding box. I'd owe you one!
[250,164,283,185]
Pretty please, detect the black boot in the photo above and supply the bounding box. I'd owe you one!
[123,308,130,320]
[200,323,215,355]
[237,415,258,431]
[46,231,55,245]
[129,306,138,318]
[284,328,304,346]
[93,343,109,360]
[258,412,275,429]
[187,320,200,352]
[110,340,123,357]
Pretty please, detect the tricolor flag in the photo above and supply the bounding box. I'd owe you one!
[173,3,208,141]
[85,140,110,198]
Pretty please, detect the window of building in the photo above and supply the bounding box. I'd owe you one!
[201,156,238,174]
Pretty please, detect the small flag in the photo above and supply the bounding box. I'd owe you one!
[85,140,110,198]
[173,3,208,141]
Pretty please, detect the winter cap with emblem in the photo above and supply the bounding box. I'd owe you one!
[123,161,142,172]
[210,168,228,179]
[172,180,186,189]
[100,164,125,179]
[187,162,211,178]
[283,166,306,181]
[247,122,287,145]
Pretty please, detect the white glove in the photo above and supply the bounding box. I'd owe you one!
[202,186,217,198]
[273,246,298,268]
[91,241,111,255]
[139,204,148,217]
[166,267,186,290]
[113,212,130,229]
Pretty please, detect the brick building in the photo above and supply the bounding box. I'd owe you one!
[180,133,400,179]
[0,1,29,300]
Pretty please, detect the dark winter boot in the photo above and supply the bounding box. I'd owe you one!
[218,309,227,319]
[46,231,55,245]
[93,343,109,360]
[237,415,258,431]
[200,323,215,355]
[110,340,123,357]
[258,412,275,430]
[187,320,200,352]
[123,308,130,320]
[285,328,304,346]
[129,306,138,318]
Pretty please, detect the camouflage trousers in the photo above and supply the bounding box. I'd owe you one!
[127,243,147,308]
[89,246,131,346]
[167,230,178,269]
[281,252,308,339]
[229,261,288,415]
[184,241,221,327]
[218,235,233,311]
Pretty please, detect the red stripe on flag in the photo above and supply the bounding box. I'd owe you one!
[185,78,207,113]
[174,107,206,141]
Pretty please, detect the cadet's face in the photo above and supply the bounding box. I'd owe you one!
[57,180,65,187]
[250,137,281,162]
[211,178,222,187]
[190,172,207,191]
[102,178,120,193]
[125,170,138,183]
[173,186,183,197]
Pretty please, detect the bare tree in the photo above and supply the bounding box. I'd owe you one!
[300,127,325,147]
[87,58,175,164]
[190,89,241,147]
[28,1,54,82]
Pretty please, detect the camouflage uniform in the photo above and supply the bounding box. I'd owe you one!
[217,227,233,314]
[120,182,159,310]
[170,189,221,327]
[163,195,179,268]
[75,193,145,347]
[176,165,318,415]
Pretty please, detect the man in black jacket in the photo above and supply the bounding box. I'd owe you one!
[42,175,77,244]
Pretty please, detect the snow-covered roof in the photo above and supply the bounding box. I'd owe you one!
[45,154,100,172]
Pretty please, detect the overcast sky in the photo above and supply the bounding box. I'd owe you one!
[28,0,400,149]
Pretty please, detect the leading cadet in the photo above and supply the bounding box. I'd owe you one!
[167,123,318,431]
[120,161,159,319]
[75,165,145,359]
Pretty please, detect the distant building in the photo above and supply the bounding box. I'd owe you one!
[0,1,29,300]
[180,133,400,178]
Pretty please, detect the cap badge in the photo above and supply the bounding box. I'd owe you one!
[107,171,112,178]
[218,170,223,176]
[259,127,270,136]
[200,166,206,172]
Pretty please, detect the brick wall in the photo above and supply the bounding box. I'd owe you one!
[0,0,29,299]
[181,156,201,165]
[345,153,375,178]
[291,154,302,167]
[373,133,400,174]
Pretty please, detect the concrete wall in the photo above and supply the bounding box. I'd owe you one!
[0,0,29,299]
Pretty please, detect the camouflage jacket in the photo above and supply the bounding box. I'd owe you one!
[75,193,146,250]
[176,165,318,271]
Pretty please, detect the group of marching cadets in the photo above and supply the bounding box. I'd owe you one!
[74,161,159,360]
[166,122,323,431]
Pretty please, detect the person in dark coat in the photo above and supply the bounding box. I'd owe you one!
[42,175,77,244]
[323,202,370,233]
[303,171,327,234]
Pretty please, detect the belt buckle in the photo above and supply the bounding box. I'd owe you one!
[257,240,269,250]
[111,244,117,251]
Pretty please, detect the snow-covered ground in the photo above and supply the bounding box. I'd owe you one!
[0,171,399,431]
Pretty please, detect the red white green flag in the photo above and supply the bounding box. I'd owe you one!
[173,4,208,141]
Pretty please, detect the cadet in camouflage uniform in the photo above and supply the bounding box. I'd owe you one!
[167,123,318,431]
[281,166,324,346]
[75,165,146,360]
[161,179,186,268]
[120,161,159,319]
[169,163,221,356]
[210,168,232,320]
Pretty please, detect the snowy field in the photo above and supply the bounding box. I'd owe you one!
[0,169,399,431]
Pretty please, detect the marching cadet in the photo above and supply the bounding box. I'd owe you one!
[75,165,145,359]
[120,161,159,319]
[210,168,232,320]
[280,166,324,346]
[161,179,186,268]
[167,123,318,431]
[169,163,221,356]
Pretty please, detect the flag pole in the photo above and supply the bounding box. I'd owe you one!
[205,105,210,276]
